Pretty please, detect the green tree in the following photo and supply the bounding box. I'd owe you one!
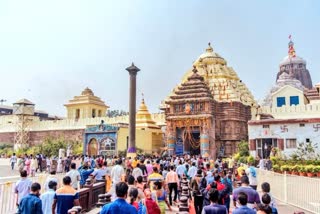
[238,141,249,157]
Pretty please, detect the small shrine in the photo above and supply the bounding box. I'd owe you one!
[84,121,119,156]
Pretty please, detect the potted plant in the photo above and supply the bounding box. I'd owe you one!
[280,165,289,174]
[298,165,306,176]
[314,166,320,177]
[291,165,299,175]
[305,165,314,177]
[287,165,293,174]
[273,164,280,173]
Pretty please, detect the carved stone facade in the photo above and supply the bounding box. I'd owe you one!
[163,44,253,158]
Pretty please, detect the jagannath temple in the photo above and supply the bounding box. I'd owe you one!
[162,43,255,158]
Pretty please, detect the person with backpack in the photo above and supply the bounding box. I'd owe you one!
[245,163,258,190]
[201,188,228,214]
[202,175,228,207]
[261,193,278,214]
[191,169,206,214]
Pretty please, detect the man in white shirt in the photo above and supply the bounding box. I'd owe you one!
[110,159,125,199]
[132,163,143,180]
[66,163,80,190]
[10,153,17,170]
[245,163,258,190]
[174,157,179,166]
[188,162,197,179]
[175,161,186,178]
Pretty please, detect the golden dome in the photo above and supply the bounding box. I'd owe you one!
[81,87,94,96]
[170,43,256,106]
[65,87,108,108]
[193,43,226,66]
[136,98,160,129]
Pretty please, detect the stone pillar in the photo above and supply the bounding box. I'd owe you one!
[167,133,176,156]
[200,134,209,157]
[126,63,140,158]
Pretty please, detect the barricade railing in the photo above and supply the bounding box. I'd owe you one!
[0,173,64,214]
[256,169,320,214]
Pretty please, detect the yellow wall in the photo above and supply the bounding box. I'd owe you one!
[117,127,163,154]
[271,85,307,107]
[66,104,107,119]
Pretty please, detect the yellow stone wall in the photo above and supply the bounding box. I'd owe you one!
[66,104,107,119]
[117,127,163,154]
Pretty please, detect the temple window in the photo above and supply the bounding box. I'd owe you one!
[199,103,204,111]
[75,109,80,119]
[263,125,270,128]
[289,96,299,106]
[276,97,286,107]
[98,110,102,117]
[92,109,96,118]
[299,124,305,127]
[286,139,297,149]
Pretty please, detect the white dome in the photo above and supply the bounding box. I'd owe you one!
[279,55,306,67]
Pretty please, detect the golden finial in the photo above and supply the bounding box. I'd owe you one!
[206,42,213,53]
[141,92,145,103]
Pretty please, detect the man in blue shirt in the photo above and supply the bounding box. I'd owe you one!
[40,180,57,214]
[52,176,80,214]
[18,182,43,214]
[232,192,256,214]
[100,182,137,214]
[78,163,94,188]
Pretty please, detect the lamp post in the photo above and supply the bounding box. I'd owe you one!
[126,63,140,158]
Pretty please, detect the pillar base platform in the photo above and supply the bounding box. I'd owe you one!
[126,152,137,158]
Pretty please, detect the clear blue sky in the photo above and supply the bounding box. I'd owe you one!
[0,0,319,116]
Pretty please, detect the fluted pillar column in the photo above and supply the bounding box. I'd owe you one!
[126,63,140,158]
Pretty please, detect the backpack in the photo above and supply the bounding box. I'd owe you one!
[193,177,207,196]
[138,201,147,214]
[143,198,161,214]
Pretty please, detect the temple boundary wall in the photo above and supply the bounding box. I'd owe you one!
[0,113,166,133]
[255,103,320,119]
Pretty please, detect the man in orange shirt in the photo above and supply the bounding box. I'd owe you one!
[165,165,179,206]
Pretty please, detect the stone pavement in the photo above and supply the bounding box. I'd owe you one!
[88,198,313,214]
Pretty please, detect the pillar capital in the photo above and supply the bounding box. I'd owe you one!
[126,63,140,75]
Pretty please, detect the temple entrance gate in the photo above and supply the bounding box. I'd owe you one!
[88,138,98,156]
[84,121,119,156]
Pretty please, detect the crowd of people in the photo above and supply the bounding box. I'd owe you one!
[12,153,278,214]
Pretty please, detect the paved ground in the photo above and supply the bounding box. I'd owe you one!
[0,158,20,177]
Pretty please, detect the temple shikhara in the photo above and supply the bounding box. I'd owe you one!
[0,40,319,158]
[162,43,255,158]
